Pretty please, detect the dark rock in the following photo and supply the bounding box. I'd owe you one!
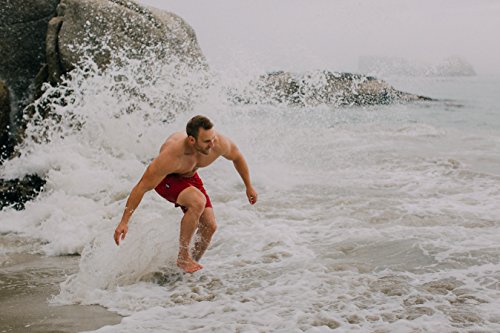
[0,81,12,161]
[0,0,59,160]
[46,16,65,85]
[0,174,46,211]
[0,0,59,103]
[33,64,50,100]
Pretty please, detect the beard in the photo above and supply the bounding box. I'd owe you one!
[194,144,210,155]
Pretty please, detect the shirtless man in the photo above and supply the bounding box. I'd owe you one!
[114,115,258,273]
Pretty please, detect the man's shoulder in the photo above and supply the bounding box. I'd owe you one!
[160,132,185,151]
[214,132,233,155]
[154,136,184,168]
[167,131,186,142]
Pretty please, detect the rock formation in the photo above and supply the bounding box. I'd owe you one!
[0,0,59,158]
[44,0,206,84]
[0,0,206,158]
[229,70,432,107]
[0,0,59,101]
[433,56,476,77]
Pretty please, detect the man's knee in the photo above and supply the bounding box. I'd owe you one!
[204,219,217,235]
[179,188,206,215]
[200,210,217,235]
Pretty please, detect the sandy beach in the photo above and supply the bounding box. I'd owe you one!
[0,248,121,333]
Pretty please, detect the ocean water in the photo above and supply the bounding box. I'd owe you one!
[2,2,500,332]
[1,56,499,332]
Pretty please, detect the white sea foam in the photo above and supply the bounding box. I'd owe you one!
[1,21,500,333]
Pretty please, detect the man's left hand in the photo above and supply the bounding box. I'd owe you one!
[246,186,258,205]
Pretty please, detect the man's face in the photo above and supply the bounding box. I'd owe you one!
[193,128,215,155]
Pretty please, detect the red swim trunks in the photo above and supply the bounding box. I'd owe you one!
[154,173,212,212]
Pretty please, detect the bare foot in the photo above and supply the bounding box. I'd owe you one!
[177,258,203,273]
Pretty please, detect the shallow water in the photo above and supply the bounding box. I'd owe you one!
[1,65,500,332]
[0,239,121,333]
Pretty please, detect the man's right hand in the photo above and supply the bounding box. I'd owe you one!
[114,222,128,246]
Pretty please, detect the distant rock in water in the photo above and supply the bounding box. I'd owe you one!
[228,70,432,107]
[0,175,46,211]
[433,56,476,77]
[358,55,476,77]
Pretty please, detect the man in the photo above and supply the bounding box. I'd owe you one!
[114,115,258,273]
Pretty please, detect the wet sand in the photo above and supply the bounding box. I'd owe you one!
[0,252,121,333]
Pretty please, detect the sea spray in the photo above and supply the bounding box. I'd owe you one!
[53,216,180,307]
[0,50,210,254]
[2,51,500,331]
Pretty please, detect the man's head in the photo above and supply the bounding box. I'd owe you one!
[186,115,215,155]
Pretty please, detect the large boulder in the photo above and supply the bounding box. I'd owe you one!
[0,0,59,159]
[229,70,432,107]
[0,0,59,102]
[46,0,206,80]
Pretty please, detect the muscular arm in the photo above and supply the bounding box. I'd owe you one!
[114,149,179,245]
[220,136,258,205]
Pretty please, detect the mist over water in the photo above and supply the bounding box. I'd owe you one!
[1,1,500,332]
[140,0,500,75]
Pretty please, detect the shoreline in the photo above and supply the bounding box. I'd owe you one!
[0,252,121,333]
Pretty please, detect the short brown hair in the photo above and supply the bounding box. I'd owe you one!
[186,115,213,139]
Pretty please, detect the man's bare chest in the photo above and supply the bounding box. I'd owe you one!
[178,153,219,174]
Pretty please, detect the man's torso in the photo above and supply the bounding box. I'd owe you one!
[159,132,223,178]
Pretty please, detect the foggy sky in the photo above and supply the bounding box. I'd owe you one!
[138,0,500,75]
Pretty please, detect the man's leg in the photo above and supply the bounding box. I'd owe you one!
[176,186,206,273]
[192,207,217,262]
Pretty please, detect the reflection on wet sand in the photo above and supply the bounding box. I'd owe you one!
[0,243,121,333]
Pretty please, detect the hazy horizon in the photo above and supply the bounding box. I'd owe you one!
[138,0,500,76]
